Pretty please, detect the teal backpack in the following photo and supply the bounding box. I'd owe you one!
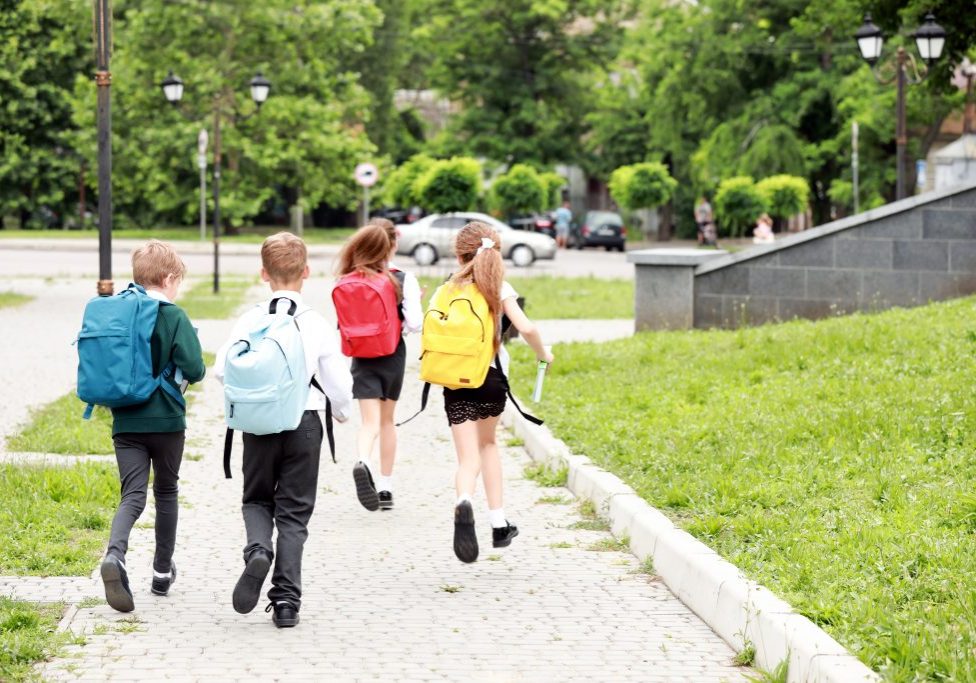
[76,283,184,419]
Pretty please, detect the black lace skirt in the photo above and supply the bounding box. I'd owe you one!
[443,366,507,425]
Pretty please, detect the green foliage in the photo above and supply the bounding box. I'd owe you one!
[539,172,567,208]
[609,163,677,211]
[0,598,72,680]
[490,164,546,216]
[714,177,767,237]
[509,295,976,680]
[0,462,118,575]
[415,157,482,213]
[7,394,113,455]
[179,277,257,321]
[756,175,810,220]
[383,154,436,209]
[0,292,32,309]
[523,461,568,488]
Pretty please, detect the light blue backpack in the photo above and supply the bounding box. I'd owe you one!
[76,283,184,419]
[221,298,335,478]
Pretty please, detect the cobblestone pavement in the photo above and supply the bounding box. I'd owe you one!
[1,276,750,682]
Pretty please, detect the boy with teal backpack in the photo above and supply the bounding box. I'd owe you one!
[76,240,205,612]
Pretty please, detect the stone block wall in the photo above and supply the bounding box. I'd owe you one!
[693,184,976,328]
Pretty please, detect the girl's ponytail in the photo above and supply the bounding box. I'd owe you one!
[452,222,504,347]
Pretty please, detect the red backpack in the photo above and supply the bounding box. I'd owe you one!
[332,270,403,358]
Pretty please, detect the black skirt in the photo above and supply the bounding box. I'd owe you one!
[351,337,406,401]
[443,366,507,425]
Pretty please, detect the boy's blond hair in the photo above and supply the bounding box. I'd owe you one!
[132,240,186,288]
[262,232,307,283]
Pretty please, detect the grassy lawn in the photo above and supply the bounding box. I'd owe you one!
[179,277,256,320]
[418,275,633,319]
[508,296,976,681]
[0,226,356,244]
[0,462,118,575]
[0,292,33,309]
[0,598,72,680]
[7,394,113,455]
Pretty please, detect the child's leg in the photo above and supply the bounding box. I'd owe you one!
[233,431,278,615]
[269,411,323,611]
[450,420,482,498]
[476,416,503,510]
[378,399,397,479]
[357,399,381,463]
[148,432,184,574]
[107,434,152,561]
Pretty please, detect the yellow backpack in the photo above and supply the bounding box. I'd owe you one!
[420,282,495,390]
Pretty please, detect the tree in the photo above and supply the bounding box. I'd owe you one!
[756,175,810,229]
[608,163,677,212]
[490,164,546,217]
[382,154,436,209]
[539,172,567,208]
[416,157,482,213]
[715,177,767,238]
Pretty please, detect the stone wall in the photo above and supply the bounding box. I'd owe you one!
[693,183,976,328]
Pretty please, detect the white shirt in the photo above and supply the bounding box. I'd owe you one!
[214,290,354,421]
[498,280,519,375]
[390,263,422,334]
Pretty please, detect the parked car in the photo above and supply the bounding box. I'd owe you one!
[509,213,556,238]
[570,210,626,251]
[396,212,557,267]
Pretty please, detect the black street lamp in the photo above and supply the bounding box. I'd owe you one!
[161,71,271,293]
[93,0,113,296]
[855,13,946,200]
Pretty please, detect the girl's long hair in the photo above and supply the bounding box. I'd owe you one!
[336,220,402,302]
[450,221,504,347]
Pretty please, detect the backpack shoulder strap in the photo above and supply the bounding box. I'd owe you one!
[310,377,336,464]
[495,356,543,426]
[394,382,431,427]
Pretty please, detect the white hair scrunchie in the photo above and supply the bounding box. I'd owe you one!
[476,237,496,255]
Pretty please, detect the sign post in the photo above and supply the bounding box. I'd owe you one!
[852,121,860,215]
[354,162,379,225]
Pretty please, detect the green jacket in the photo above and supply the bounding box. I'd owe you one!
[112,303,206,435]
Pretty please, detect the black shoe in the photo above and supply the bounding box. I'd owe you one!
[232,550,272,614]
[378,490,393,510]
[150,562,177,596]
[453,501,479,563]
[353,461,379,511]
[492,523,520,548]
[100,555,134,613]
[266,601,299,628]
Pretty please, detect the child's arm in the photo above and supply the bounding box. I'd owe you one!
[172,311,206,383]
[400,271,423,334]
[502,297,554,364]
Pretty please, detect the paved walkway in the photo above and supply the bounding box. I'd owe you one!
[0,276,749,682]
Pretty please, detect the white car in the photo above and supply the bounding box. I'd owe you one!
[396,212,557,267]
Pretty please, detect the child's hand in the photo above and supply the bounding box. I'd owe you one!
[539,350,554,365]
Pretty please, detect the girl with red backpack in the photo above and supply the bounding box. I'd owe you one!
[333,219,422,511]
[437,222,554,563]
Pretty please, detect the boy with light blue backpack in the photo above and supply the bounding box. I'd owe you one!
[215,232,353,628]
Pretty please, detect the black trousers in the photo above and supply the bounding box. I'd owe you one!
[108,431,185,573]
[241,411,323,609]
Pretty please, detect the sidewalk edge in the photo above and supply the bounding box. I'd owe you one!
[503,405,880,683]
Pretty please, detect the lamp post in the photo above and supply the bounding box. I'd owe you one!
[855,13,946,200]
[93,0,113,296]
[160,71,271,293]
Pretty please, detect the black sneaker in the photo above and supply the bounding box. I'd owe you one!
[353,461,379,511]
[100,555,135,613]
[150,562,177,596]
[492,523,520,548]
[378,490,393,510]
[266,600,299,628]
[232,550,272,614]
[453,501,479,563]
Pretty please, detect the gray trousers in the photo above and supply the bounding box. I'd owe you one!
[241,411,322,609]
[108,431,185,573]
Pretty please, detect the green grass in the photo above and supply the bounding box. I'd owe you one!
[508,295,976,681]
[0,226,356,244]
[7,394,113,455]
[0,462,118,575]
[179,277,256,320]
[0,598,72,680]
[523,461,568,488]
[0,292,33,309]
[418,275,633,319]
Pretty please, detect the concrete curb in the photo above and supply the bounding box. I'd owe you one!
[503,405,879,683]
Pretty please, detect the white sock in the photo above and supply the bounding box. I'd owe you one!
[457,493,473,506]
[153,570,172,579]
[376,475,394,493]
[488,508,507,528]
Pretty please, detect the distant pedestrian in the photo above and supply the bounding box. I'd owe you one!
[753,213,775,244]
[99,240,206,612]
[695,195,716,246]
[554,199,572,248]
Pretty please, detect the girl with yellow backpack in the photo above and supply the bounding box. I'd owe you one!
[421,221,554,563]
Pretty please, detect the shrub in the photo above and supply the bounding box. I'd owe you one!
[714,176,767,237]
[608,162,677,210]
[756,174,809,222]
[383,154,435,209]
[415,157,482,214]
[490,164,546,216]
[540,171,567,208]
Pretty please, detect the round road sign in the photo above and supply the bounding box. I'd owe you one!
[354,162,379,188]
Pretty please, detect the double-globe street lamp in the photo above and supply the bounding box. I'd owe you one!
[855,13,946,200]
[160,71,271,293]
